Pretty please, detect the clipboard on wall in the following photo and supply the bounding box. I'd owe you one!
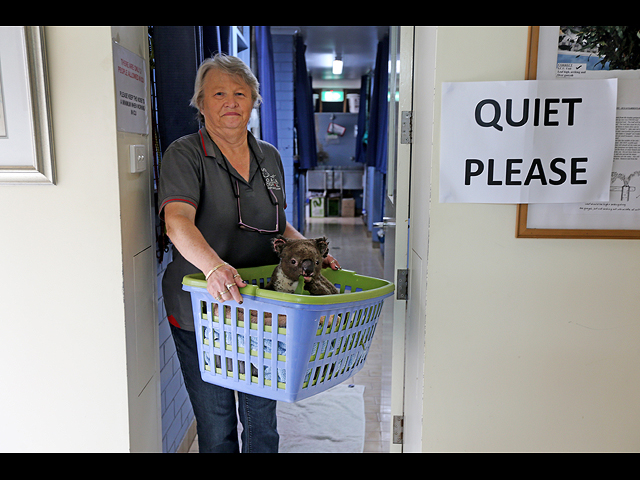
[516,26,640,239]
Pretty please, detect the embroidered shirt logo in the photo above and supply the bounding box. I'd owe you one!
[262,167,281,190]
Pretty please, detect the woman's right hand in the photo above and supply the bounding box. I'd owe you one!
[206,262,247,304]
[163,202,247,304]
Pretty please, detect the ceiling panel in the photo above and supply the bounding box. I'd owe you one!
[272,26,389,87]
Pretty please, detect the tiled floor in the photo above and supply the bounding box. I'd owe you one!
[187,216,392,453]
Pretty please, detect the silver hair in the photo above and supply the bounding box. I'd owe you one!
[190,53,262,124]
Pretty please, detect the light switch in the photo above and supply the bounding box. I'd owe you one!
[130,145,147,173]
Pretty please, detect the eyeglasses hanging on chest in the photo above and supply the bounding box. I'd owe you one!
[226,165,280,234]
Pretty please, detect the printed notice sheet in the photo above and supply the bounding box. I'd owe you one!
[526,27,640,230]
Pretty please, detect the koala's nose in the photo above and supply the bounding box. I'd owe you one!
[301,259,314,275]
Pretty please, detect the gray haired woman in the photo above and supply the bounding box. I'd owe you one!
[158,54,339,453]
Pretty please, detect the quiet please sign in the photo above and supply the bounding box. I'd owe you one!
[439,79,618,204]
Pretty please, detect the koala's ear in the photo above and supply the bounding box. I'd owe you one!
[272,235,288,255]
[315,237,330,257]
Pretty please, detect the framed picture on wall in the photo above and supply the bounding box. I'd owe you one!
[517,26,640,239]
[0,26,56,185]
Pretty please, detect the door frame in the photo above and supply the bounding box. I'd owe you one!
[404,25,437,452]
[386,26,437,453]
[384,26,415,453]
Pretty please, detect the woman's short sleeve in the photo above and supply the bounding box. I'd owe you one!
[157,136,203,217]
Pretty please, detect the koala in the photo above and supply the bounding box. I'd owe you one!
[215,236,339,378]
[266,235,339,295]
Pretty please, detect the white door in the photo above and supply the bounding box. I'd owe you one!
[379,26,414,453]
[382,26,437,453]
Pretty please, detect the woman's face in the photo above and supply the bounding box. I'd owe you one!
[200,69,254,138]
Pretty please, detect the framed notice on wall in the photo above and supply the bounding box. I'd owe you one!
[0,26,55,185]
[517,26,640,239]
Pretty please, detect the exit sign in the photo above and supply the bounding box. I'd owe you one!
[322,90,344,102]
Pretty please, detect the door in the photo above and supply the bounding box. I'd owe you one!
[381,26,437,453]
[378,26,414,453]
[402,26,437,452]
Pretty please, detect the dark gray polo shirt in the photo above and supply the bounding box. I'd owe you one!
[158,127,286,330]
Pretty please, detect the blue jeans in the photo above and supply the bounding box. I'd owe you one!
[170,324,279,453]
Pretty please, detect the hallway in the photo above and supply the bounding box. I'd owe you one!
[188,216,393,453]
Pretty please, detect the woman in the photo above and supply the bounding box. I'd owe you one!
[158,54,340,453]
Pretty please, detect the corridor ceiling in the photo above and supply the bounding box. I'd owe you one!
[272,26,389,84]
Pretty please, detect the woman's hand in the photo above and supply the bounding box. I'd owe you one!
[206,262,247,304]
[164,202,248,304]
[323,253,341,270]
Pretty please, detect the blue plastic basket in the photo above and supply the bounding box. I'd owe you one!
[182,265,394,403]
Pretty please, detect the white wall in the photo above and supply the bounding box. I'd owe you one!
[414,26,640,452]
[0,26,158,452]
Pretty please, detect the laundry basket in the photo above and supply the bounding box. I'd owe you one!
[182,265,394,403]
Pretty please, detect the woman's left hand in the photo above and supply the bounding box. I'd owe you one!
[324,253,341,270]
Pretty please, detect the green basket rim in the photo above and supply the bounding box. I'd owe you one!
[182,265,394,305]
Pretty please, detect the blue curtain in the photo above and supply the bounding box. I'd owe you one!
[255,26,278,148]
[153,26,202,153]
[294,35,317,170]
[365,35,389,174]
[203,26,230,57]
[154,26,234,153]
[355,74,369,165]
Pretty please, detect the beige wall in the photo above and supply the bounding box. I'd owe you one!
[417,26,640,452]
[0,26,158,452]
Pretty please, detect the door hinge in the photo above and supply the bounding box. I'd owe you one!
[396,268,408,300]
[401,111,413,144]
[393,415,404,444]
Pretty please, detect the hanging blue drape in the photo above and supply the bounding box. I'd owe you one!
[355,74,369,164]
[153,26,203,153]
[365,36,389,174]
[154,26,234,153]
[203,26,230,56]
[255,26,278,148]
[294,35,317,170]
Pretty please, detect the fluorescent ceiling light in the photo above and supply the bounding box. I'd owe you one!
[332,58,343,75]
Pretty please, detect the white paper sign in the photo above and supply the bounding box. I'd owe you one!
[113,42,148,135]
[440,79,618,203]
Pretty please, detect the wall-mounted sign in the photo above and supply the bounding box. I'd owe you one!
[440,79,618,203]
[113,42,148,135]
[322,90,344,102]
